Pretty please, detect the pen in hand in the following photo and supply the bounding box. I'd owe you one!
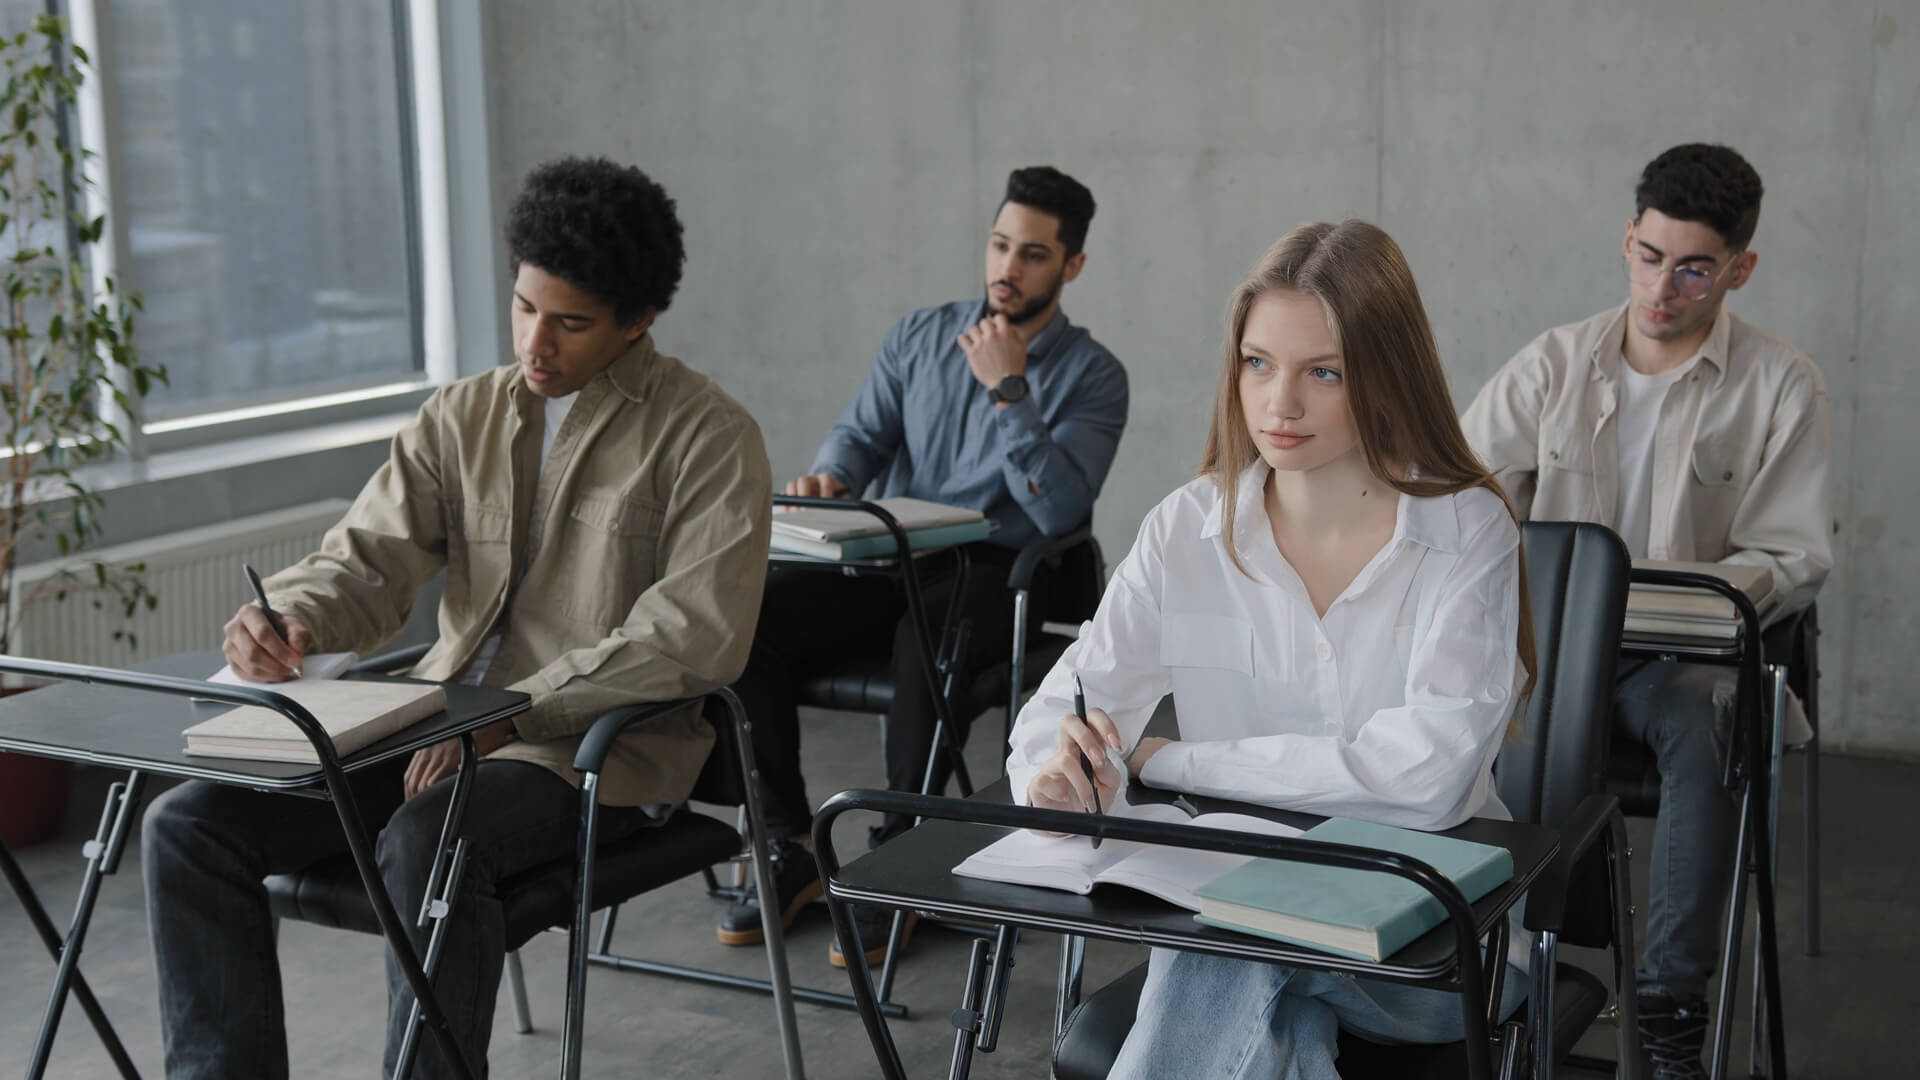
[1073,673,1103,848]
[244,563,299,676]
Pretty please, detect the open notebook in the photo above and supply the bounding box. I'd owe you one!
[952,802,1302,911]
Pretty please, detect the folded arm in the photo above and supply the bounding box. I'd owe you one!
[993,355,1128,536]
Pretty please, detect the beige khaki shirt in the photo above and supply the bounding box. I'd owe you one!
[1461,304,1832,617]
[266,335,772,806]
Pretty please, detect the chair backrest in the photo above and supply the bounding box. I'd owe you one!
[688,690,765,809]
[1042,534,1107,625]
[1498,522,1631,831]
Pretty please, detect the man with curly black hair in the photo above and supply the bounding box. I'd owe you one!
[1463,143,1830,1080]
[142,157,771,1078]
[717,165,1129,967]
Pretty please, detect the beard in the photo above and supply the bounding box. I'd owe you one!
[986,275,1063,326]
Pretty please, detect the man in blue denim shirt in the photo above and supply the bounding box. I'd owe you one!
[719,166,1128,965]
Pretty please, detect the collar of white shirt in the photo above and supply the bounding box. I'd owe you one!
[1197,461,1463,555]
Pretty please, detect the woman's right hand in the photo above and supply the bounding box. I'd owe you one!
[1026,706,1126,816]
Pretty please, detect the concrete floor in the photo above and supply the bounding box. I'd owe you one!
[2,703,1916,1078]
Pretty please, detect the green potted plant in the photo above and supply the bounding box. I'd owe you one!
[0,14,165,848]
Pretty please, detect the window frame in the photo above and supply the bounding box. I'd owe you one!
[64,0,489,459]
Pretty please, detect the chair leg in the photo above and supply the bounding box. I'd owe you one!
[1052,932,1087,1043]
[1802,713,1821,957]
[1528,931,1558,1080]
[506,949,533,1034]
[1709,783,1755,1080]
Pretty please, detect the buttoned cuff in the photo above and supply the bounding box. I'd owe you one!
[991,397,1049,459]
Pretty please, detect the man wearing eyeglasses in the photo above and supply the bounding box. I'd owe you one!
[1462,143,1831,1080]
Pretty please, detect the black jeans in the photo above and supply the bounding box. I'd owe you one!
[141,758,653,1079]
[736,544,1050,845]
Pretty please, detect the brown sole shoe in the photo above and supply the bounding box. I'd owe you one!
[715,877,826,946]
[828,911,920,968]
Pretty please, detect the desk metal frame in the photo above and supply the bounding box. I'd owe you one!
[813,788,1561,1080]
[1617,570,1790,1080]
[0,653,527,1080]
[769,496,979,1004]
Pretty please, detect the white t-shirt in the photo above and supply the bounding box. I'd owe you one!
[459,392,580,686]
[1614,361,1694,557]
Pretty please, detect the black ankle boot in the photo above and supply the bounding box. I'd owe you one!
[1637,993,1709,1080]
[715,839,823,946]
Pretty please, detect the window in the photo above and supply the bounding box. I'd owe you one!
[98,0,425,429]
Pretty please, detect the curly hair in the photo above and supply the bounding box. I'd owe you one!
[505,156,686,324]
[1634,143,1765,250]
[1002,166,1096,256]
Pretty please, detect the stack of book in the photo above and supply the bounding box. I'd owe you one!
[770,497,989,560]
[1626,559,1776,641]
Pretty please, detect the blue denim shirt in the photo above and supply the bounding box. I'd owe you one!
[810,300,1129,549]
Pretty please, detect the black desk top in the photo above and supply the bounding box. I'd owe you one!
[0,651,529,791]
[834,780,1559,984]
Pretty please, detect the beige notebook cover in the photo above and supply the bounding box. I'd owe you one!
[183,679,447,763]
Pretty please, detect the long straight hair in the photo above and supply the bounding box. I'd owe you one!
[1199,220,1537,704]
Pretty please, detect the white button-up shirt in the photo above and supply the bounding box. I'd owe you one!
[1007,464,1526,834]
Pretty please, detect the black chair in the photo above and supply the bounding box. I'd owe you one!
[264,650,804,1080]
[793,522,1107,777]
[1050,521,1643,1080]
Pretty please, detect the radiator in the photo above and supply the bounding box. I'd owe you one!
[8,499,352,666]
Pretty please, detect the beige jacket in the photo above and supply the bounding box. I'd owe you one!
[266,335,772,806]
[1461,304,1832,617]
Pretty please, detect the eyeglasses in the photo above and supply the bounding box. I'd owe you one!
[1624,244,1741,302]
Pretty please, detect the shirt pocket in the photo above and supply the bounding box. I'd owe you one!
[1538,431,1592,475]
[1159,613,1256,676]
[561,490,667,623]
[1687,442,1744,551]
[445,497,512,601]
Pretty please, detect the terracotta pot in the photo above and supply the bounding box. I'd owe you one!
[0,685,72,848]
[0,751,70,848]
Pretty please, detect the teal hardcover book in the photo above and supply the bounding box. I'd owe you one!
[1190,817,1513,962]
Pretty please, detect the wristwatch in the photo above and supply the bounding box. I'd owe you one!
[987,374,1030,405]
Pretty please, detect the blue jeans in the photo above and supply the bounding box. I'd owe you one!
[141,759,653,1079]
[1110,948,1528,1080]
[1615,659,1740,1001]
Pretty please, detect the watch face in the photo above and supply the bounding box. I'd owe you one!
[994,375,1029,403]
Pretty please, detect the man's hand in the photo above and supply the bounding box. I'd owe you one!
[957,314,1028,396]
[1025,707,1125,819]
[781,472,850,499]
[403,718,518,800]
[222,603,314,682]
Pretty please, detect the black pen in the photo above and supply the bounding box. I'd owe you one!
[243,564,298,676]
[1073,673,1102,848]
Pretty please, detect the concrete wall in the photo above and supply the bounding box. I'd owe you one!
[484,1,1915,756]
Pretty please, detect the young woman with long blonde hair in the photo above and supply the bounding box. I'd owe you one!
[1006,220,1534,1077]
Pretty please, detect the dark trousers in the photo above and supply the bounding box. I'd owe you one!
[737,544,1049,845]
[1614,658,1741,1003]
[141,758,653,1079]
